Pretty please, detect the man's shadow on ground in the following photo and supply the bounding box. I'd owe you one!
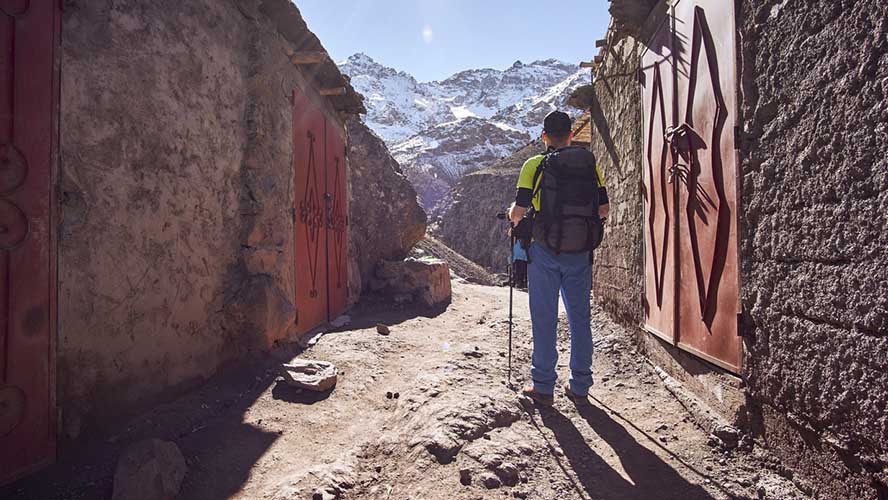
[539,403,716,500]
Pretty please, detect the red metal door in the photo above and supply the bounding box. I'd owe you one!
[293,88,328,336]
[325,122,348,319]
[641,14,678,345]
[1,0,59,483]
[641,0,742,373]
[672,0,741,372]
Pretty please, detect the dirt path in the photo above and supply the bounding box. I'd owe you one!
[4,281,806,500]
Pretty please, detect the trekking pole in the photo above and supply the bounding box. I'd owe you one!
[496,212,514,388]
[508,231,514,387]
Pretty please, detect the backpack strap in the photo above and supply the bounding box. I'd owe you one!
[552,179,564,255]
[533,153,554,250]
[530,153,550,201]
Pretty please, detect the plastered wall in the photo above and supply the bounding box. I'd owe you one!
[57,0,347,428]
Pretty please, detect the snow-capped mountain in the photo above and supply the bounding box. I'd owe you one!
[338,53,588,214]
[391,118,529,184]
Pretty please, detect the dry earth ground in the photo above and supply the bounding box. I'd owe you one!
[3,281,807,500]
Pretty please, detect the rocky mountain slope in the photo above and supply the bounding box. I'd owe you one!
[339,54,588,214]
[435,140,546,274]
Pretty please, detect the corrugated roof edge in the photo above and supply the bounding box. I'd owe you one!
[257,0,366,115]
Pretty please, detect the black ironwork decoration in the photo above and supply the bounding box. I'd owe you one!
[0,6,29,251]
[328,157,347,289]
[0,1,30,18]
[298,130,323,299]
[646,63,669,308]
[684,6,730,328]
[0,144,26,194]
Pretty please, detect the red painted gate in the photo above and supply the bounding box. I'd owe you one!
[293,88,328,336]
[1,0,59,483]
[325,122,348,320]
[292,88,349,336]
[641,0,742,373]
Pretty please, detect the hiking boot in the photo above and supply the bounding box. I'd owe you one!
[521,386,554,407]
[563,383,590,406]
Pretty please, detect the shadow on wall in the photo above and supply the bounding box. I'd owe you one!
[588,2,685,177]
[589,88,622,172]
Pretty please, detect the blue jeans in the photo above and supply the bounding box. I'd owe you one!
[527,242,593,396]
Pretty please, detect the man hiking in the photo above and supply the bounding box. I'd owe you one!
[508,110,609,406]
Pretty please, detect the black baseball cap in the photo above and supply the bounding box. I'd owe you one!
[543,110,572,135]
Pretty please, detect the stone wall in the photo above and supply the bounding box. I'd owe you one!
[737,1,888,497]
[57,0,353,426]
[588,0,888,497]
[584,35,646,326]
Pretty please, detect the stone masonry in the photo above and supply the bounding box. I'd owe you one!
[585,1,888,498]
[737,2,888,498]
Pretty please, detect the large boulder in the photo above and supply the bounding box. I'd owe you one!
[374,258,452,308]
[112,439,187,500]
[347,117,427,299]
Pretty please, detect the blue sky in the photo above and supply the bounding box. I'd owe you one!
[296,0,611,82]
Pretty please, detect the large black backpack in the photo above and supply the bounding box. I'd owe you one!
[531,147,603,254]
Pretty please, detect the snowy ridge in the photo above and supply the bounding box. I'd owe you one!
[338,53,588,213]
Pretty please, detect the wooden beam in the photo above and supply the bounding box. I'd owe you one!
[595,39,608,48]
[319,87,347,96]
[290,51,328,65]
[579,61,595,69]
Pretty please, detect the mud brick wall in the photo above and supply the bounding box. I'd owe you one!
[57,0,346,427]
[587,36,646,326]
[737,1,888,498]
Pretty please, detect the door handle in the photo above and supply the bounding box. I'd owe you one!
[665,122,706,158]
[664,123,697,146]
[665,123,702,186]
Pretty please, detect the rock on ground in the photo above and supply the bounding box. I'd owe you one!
[412,236,498,286]
[112,439,187,500]
[279,359,338,392]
